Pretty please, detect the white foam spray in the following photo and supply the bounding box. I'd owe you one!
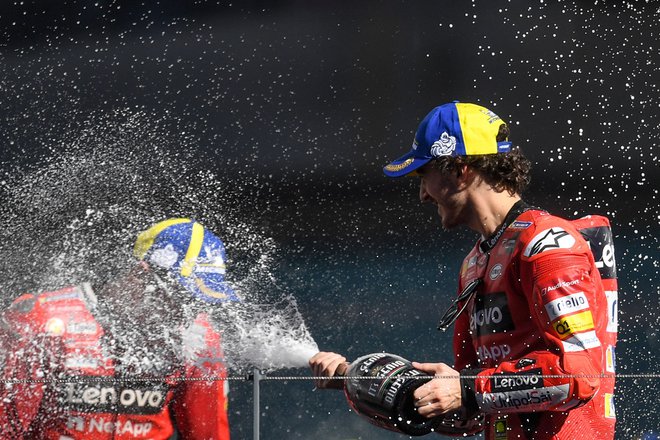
[0,109,318,372]
[215,299,319,370]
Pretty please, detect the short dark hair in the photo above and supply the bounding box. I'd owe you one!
[432,123,531,195]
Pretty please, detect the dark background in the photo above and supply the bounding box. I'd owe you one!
[1,1,658,439]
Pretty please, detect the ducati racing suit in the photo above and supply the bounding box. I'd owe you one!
[455,205,617,439]
[0,284,230,439]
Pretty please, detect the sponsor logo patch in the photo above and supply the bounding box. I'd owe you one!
[561,330,601,352]
[494,418,508,440]
[430,132,457,157]
[66,416,85,432]
[509,221,532,229]
[489,263,503,280]
[594,242,616,278]
[195,245,228,274]
[523,228,575,257]
[544,292,590,321]
[67,416,154,436]
[477,344,511,363]
[149,244,179,269]
[552,310,595,339]
[540,279,580,296]
[482,108,503,124]
[515,358,535,369]
[61,380,169,414]
[580,225,617,279]
[491,368,544,392]
[604,393,616,418]
[469,292,515,336]
[606,345,616,373]
[479,384,570,411]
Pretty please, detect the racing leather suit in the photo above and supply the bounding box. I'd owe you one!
[455,204,617,439]
[0,284,230,439]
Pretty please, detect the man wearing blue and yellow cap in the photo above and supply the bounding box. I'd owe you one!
[0,218,237,439]
[310,102,617,439]
[133,218,240,304]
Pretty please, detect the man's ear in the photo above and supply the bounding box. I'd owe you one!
[456,164,472,188]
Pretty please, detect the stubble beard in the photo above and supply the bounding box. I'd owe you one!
[437,197,465,231]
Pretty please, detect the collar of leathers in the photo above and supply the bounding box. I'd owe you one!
[479,200,538,253]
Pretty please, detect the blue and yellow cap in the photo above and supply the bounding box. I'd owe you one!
[383,101,512,178]
[134,218,239,303]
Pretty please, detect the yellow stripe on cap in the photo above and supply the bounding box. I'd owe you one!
[181,222,205,278]
[456,103,504,155]
[195,277,229,299]
[133,218,191,260]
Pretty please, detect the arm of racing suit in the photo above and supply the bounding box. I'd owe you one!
[172,315,230,439]
[459,237,605,414]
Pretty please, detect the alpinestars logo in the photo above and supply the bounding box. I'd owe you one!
[524,228,575,257]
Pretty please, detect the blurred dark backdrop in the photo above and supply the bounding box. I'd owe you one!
[1,1,658,439]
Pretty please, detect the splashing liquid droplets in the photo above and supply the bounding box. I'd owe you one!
[0,108,318,373]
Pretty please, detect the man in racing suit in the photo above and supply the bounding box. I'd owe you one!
[439,204,617,438]
[0,218,238,439]
[310,102,617,439]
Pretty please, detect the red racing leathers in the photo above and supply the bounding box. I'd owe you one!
[455,209,617,439]
[0,284,230,439]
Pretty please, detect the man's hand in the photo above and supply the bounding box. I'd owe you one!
[411,362,462,417]
[308,351,349,390]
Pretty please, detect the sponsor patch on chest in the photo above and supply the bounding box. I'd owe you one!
[469,292,515,336]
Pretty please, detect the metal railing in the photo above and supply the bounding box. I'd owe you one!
[2,371,659,439]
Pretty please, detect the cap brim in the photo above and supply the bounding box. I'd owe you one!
[383,152,431,178]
